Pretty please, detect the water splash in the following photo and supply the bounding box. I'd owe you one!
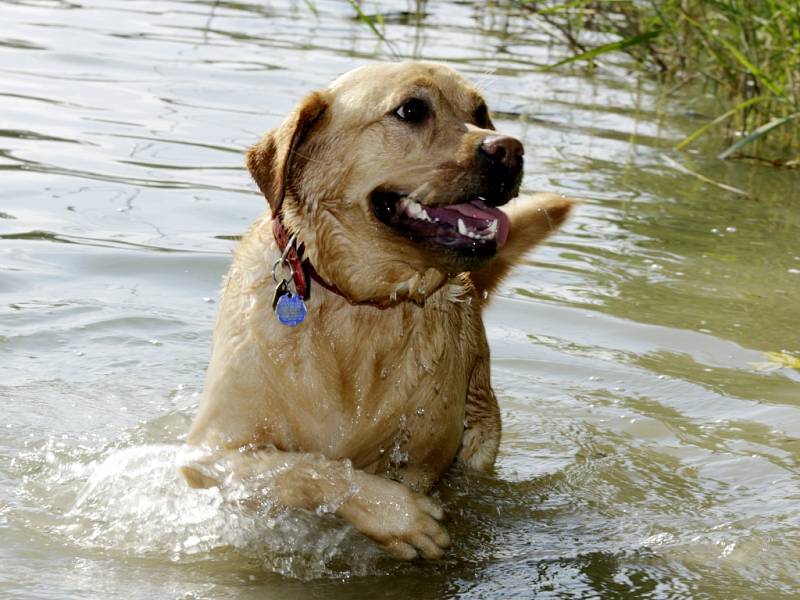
[34,444,389,579]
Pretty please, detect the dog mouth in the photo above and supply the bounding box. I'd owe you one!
[371,191,510,253]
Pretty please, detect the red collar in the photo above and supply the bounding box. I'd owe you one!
[272,213,347,301]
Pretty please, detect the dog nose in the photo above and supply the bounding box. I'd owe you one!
[479,135,524,170]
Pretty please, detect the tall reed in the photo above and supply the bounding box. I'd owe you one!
[527,0,800,163]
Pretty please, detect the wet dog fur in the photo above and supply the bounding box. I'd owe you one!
[181,61,572,560]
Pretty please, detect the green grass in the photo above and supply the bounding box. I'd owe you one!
[525,0,800,164]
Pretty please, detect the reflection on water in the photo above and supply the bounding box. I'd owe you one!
[1,0,799,598]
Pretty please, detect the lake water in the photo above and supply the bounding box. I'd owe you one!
[1,1,799,598]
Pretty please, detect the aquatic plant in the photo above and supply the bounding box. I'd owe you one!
[526,0,800,164]
[344,0,799,164]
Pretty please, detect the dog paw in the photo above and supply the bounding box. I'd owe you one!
[337,474,450,560]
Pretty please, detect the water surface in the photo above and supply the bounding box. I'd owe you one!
[1,1,799,598]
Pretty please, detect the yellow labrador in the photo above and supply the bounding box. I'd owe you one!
[181,61,572,560]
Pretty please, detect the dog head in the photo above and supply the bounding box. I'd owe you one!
[247,62,529,304]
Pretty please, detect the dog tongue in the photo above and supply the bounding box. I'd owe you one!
[427,199,510,246]
[443,199,497,220]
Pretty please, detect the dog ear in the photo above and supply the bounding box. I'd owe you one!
[246,91,328,216]
[470,193,574,302]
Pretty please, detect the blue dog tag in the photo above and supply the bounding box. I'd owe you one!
[275,292,307,326]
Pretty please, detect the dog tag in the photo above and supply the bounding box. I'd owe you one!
[275,291,307,326]
[272,280,289,311]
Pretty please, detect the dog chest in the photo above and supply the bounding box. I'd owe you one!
[240,288,475,469]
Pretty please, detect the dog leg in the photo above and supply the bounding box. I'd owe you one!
[456,355,501,472]
[180,448,450,560]
[470,192,573,301]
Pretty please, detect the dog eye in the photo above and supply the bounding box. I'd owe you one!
[473,103,491,128]
[394,98,430,123]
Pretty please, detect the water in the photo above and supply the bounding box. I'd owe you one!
[1,1,799,598]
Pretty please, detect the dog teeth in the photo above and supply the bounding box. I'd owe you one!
[403,198,431,221]
[402,199,497,240]
[456,217,497,240]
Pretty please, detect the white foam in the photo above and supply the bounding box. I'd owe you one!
[62,444,383,579]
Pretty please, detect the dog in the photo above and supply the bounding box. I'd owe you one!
[180,61,572,560]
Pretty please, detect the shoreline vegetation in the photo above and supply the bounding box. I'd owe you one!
[346,0,800,167]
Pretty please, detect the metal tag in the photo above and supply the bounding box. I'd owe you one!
[275,291,307,326]
[272,279,289,311]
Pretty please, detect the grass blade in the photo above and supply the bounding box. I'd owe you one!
[675,96,769,150]
[718,112,800,160]
[713,36,786,98]
[660,153,748,196]
[533,0,616,16]
[346,0,399,57]
[546,29,662,69]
